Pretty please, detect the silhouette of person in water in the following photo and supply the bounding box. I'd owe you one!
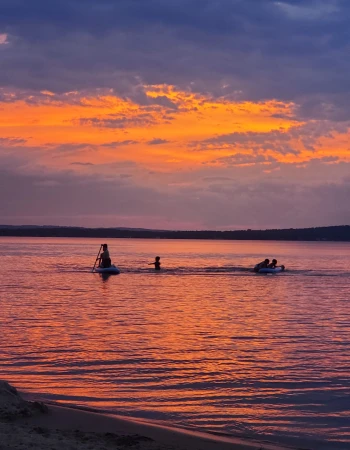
[149,256,161,271]
[98,244,112,268]
[254,258,269,272]
[268,259,277,268]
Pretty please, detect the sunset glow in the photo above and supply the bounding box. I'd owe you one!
[1,0,349,229]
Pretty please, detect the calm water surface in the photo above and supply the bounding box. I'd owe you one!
[1,237,350,449]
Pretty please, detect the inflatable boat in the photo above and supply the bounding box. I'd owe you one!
[256,265,285,274]
[94,265,120,275]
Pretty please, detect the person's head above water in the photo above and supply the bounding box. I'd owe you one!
[272,259,277,264]
[102,244,108,250]
[265,259,269,263]
[155,256,160,261]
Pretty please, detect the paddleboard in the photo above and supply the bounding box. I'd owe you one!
[94,265,120,274]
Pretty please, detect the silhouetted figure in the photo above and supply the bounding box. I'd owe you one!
[99,244,112,268]
[149,256,161,271]
[254,258,269,272]
[268,259,278,268]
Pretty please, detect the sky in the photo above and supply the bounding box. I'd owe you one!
[0,0,349,230]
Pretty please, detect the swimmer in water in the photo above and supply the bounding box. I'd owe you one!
[148,256,161,271]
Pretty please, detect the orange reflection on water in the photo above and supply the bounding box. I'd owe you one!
[1,238,350,447]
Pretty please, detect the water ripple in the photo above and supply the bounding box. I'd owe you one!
[1,237,350,450]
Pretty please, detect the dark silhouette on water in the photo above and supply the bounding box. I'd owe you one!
[1,225,350,241]
[98,244,112,268]
[100,272,112,282]
[148,256,161,271]
[254,259,270,272]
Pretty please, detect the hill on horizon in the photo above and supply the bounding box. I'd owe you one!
[0,225,349,241]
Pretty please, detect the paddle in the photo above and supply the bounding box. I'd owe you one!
[92,244,103,272]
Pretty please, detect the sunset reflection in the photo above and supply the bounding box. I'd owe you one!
[1,238,350,446]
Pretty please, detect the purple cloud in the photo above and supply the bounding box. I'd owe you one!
[147,138,170,145]
[0,1,349,120]
[101,140,139,148]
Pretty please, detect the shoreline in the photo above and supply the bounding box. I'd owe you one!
[19,403,295,450]
[1,380,297,450]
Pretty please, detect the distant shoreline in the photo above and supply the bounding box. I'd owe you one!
[0,225,349,241]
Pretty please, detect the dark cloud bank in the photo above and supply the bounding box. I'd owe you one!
[1,162,350,229]
[1,0,350,116]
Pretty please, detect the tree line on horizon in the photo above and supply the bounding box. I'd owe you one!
[0,225,349,241]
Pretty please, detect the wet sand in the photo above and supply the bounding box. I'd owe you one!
[0,380,297,450]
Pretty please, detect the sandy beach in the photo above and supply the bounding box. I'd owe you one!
[0,380,297,450]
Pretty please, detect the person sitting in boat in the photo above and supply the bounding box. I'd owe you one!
[149,256,161,271]
[268,259,277,268]
[254,259,269,272]
[99,244,112,268]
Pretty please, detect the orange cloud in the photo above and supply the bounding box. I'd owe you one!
[0,85,349,175]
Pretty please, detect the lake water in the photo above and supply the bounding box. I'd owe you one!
[1,237,349,449]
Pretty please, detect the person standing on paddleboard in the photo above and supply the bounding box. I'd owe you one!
[98,244,112,268]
